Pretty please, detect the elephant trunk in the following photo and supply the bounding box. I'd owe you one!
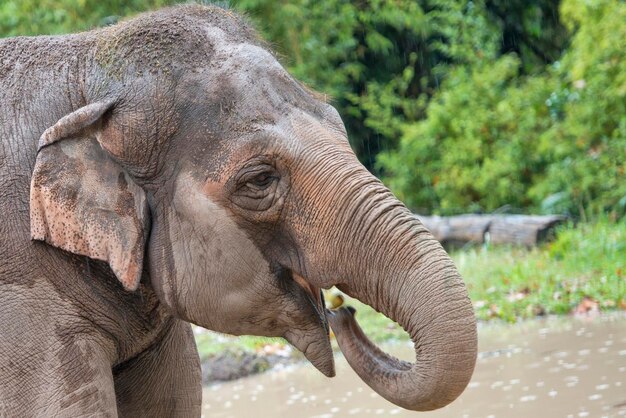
[324,185,477,410]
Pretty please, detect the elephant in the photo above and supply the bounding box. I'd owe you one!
[0,4,477,416]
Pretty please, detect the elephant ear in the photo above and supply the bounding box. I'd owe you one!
[30,101,149,291]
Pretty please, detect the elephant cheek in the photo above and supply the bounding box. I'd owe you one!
[147,173,272,332]
[147,214,229,327]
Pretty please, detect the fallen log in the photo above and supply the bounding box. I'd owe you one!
[416,214,567,247]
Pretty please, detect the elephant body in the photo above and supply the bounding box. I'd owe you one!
[0,38,201,417]
[0,5,476,417]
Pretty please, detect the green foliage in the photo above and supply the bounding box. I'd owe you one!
[530,0,626,219]
[195,331,288,360]
[380,0,626,218]
[379,56,557,213]
[0,0,181,37]
[483,0,569,72]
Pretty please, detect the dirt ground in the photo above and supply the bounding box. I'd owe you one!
[202,313,626,417]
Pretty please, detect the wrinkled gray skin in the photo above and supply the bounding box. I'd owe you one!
[0,5,477,417]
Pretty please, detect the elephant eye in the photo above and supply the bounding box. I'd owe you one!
[228,162,283,212]
[247,172,276,189]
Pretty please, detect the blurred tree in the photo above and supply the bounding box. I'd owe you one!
[0,0,179,37]
[380,0,626,218]
[484,0,569,72]
[530,0,626,219]
[378,56,556,214]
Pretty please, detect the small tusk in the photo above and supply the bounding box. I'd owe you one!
[327,293,344,310]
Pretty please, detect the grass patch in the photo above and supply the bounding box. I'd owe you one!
[458,218,626,322]
[194,331,290,361]
[195,219,626,357]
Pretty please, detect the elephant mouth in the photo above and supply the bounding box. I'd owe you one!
[292,271,329,337]
[284,270,335,377]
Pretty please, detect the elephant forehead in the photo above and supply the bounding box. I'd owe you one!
[201,38,322,119]
[213,51,292,102]
[287,111,352,152]
[206,26,281,71]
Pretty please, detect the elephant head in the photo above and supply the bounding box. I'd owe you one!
[29,5,476,410]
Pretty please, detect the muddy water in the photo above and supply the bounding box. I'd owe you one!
[202,313,626,417]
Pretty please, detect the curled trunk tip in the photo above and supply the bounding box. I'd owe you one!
[329,266,477,411]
